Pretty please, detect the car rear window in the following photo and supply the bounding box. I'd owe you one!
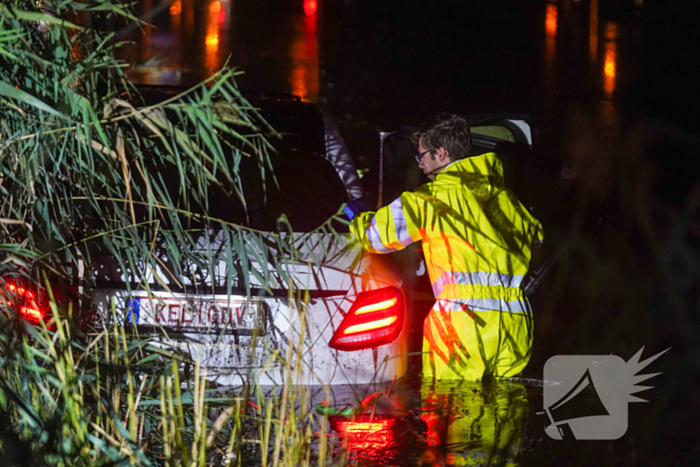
[213,151,349,232]
[136,146,348,234]
[125,88,349,232]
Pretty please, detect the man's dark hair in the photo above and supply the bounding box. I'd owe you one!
[411,112,472,161]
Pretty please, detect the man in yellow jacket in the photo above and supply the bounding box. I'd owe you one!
[348,113,543,381]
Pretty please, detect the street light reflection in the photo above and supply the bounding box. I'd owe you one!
[545,4,558,38]
[205,34,219,48]
[205,0,222,70]
[601,22,618,125]
[543,4,558,98]
[603,23,617,96]
[169,0,182,16]
[544,4,557,65]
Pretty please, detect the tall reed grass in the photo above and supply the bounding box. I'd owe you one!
[0,1,357,464]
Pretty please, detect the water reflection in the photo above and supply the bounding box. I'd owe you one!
[332,417,399,464]
[419,380,529,466]
[170,0,182,64]
[545,4,558,42]
[330,379,529,466]
[603,23,618,96]
[589,0,598,62]
[601,22,619,125]
[182,0,194,36]
[290,14,319,102]
[542,2,559,120]
[141,0,153,64]
[203,1,227,70]
[124,0,317,95]
[169,0,181,16]
[543,4,558,94]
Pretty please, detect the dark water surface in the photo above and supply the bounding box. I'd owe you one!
[119,0,700,158]
[119,1,700,465]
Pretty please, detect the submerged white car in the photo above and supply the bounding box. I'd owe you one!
[89,91,409,387]
[88,93,536,388]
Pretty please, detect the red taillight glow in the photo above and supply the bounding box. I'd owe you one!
[329,286,404,351]
[344,316,397,335]
[8,284,37,300]
[1,280,48,325]
[19,306,44,324]
[355,297,397,315]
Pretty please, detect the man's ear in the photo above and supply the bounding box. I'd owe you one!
[438,147,449,161]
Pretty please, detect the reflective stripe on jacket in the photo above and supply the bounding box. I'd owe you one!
[350,152,543,313]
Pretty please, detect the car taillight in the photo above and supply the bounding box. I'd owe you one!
[329,286,404,351]
[0,281,49,325]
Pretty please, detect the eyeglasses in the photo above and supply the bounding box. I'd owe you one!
[415,149,431,164]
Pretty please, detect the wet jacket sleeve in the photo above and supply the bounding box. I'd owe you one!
[349,194,423,254]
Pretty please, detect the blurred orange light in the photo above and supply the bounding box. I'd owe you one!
[589,0,598,62]
[209,1,221,13]
[545,4,557,37]
[170,0,182,15]
[206,34,219,47]
[603,23,617,96]
[304,0,317,16]
[604,57,615,79]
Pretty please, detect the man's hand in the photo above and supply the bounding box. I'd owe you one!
[343,198,371,221]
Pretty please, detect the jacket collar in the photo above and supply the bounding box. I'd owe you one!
[433,152,505,199]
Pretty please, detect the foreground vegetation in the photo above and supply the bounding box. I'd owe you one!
[0,292,343,466]
[0,0,349,464]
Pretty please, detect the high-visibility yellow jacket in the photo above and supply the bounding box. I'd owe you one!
[351,152,543,306]
[351,152,543,379]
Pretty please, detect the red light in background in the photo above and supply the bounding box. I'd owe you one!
[210,0,226,23]
[304,0,317,16]
[1,280,48,324]
[8,284,37,300]
[20,306,44,324]
[169,0,182,15]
